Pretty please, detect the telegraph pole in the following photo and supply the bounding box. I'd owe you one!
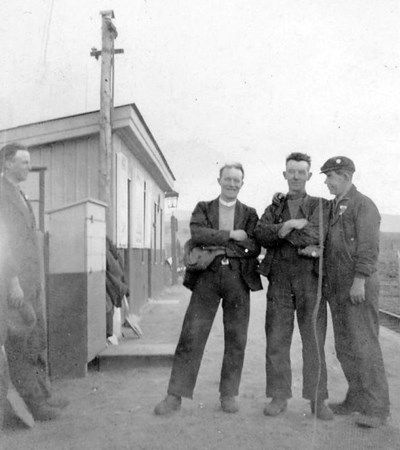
[90,10,124,234]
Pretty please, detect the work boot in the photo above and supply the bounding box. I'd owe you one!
[29,402,61,421]
[355,414,387,428]
[329,399,360,416]
[310,400,334,420]
[46,395,70,409]
[154,394,181,415]
[263,398,287,416]
[220,396,239,414]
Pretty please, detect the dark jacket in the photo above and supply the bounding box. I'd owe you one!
[0,177,41,299]
[106,237,129,308]
[0,217,18,344]
[0,177,41,340]
[183,198,262,292]
[254,194,329,277]
[325,185,380,279]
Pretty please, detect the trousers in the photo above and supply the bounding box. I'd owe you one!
[5,289,51,408]
[327,271,390,417]
[265,259,328,401]
[168,263,250,399]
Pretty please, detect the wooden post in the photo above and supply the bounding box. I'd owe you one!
[99,10,117,236]
[171,215,178,285]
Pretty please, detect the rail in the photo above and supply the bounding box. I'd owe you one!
[379,309,400,333]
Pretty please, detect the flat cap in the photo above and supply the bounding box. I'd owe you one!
[320,156,355,174]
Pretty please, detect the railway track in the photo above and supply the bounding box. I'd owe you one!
[379,309,400,333]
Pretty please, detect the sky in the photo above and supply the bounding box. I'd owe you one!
[1,0,399,215]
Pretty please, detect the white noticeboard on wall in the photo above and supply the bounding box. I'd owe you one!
[116,152,128,248]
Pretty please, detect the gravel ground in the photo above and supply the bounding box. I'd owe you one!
[1,287,400,450]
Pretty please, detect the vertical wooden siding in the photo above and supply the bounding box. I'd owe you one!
[30,133,170,317]
[30,135,101,212]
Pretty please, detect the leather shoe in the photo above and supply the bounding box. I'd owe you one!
[29,403,61,421]
[46,395,70,409]
[310,400,334,420]
[263,398,287,416]
[355,414,387,428]
[220,396,239,413]
[154,394,181,415]
[329,400,360,416]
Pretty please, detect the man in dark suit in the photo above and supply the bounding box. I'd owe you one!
[0,143,69,421]
[154,162,262,415]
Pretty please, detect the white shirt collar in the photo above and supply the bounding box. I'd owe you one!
[219,198,237,207]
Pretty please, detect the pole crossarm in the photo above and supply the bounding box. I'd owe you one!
[90,48,124,60]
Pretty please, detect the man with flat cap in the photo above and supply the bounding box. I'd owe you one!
[321,156,390,428]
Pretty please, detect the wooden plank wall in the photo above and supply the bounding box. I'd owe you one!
[30,135,100,212]
[29,134,170,317]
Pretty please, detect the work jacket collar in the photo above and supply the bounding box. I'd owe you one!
[331,184,357,224]
[276,192,311,219]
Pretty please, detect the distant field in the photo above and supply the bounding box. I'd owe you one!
[379,232,400,315]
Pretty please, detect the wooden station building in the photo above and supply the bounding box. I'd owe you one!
[0,103,176,378]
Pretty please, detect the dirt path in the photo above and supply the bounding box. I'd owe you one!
[1,287,399,450]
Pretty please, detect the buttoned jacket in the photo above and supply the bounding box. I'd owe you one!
[325,185,380,279]
[0,177,41,297]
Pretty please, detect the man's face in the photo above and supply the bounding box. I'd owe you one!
[218,167,244,201]
[6,150,31,183]
[283,159,311,194]
[324,171,348,197]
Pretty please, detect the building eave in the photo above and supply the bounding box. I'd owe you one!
[113,105,175,192]
[0,104,175,192]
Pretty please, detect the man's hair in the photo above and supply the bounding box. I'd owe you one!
[219,162,245,178]
[0,143,28,166]
[286,152,311,167]
[0,143,28,174]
